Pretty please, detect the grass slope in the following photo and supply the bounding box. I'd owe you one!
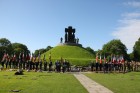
[85,72,140,93]
[42,46,95,66]
[0,71,88,93]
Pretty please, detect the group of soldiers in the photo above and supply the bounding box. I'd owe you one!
[90,61,140,73]
[1,52,140,73]
[55,60,71,73]
[0,52,71,73]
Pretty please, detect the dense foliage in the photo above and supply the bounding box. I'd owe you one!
[85,47,96,56]
[0,38,12,60]
[12,43,29,55]
[34,46,53,56]
[133,38,140,61]
[0,38,29,60]
[102,39,128,60]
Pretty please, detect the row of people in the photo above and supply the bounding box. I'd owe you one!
[90,61,140,73]
[0,57,71,73]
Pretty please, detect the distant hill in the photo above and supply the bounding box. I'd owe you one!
[42,45,95,66]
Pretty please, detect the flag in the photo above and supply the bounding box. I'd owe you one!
[111,54,113,62]
[121,55,124,63]
[96,53,98,62]
[19,52,22,61]
[113,55,116,63]
[38,52,41,62]
[100,54,102,64]
[60,57,63,63]
[22,52,25,61]
[30,53,33,61]
[43,54,45,61]
[49,52,51,61]
[117,55,120,63]
[2,53,7,61]
[13,53,16,61]
[104,54,106,63]
[34,55,36,62]
[6,53,9,62]
[26,53,30,61]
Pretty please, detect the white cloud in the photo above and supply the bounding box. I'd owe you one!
[122,12,140,19]
[112,12,140,53]
[124,1,140,8]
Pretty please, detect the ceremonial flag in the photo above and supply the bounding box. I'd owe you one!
[117,55,120,63]
[19,52,22,61]
[43,54,45,61]
[22,52,25,61]
[38,52,41,60]
[2,53,7,62]
[49,52,51,61]
[34,55,36,62]
[61,57,63,63]
[14,53,16,60]
[96,53,98,62]
[113,55,116,63]
[111,54,113,62]
[26,53,30,61]
[6,53,9,62]
[104,54,106,63]
[30,53,33,61]
[100,54,102,64]
[121,55,124,63]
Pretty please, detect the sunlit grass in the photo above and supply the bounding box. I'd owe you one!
[0,71,88,93]
[85,72,140,93]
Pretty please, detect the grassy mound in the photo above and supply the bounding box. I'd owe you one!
[41,46,95,66]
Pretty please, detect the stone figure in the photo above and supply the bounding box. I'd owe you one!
[76,38,79,44]
[65,29,68,43]
[60,37,63,43]
[65,26,76,43]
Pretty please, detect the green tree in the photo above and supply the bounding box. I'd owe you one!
[133,38,140,61]
[45,46,53,51]
[34,48,46,57]
[34,50,39,57]
[102,39,128,59]
[12,43,29,55]
[85,47,95,55]
[34,46,53,57]
[128,53,134,61]
[0,38,12,60]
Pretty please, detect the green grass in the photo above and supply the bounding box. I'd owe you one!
[85,72,140,93]
[0,71,88,93]
[41,46,95,66]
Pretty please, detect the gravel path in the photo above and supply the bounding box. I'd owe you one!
[74,73,113,93]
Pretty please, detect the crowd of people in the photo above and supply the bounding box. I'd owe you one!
[0,52,140,73]
[90,61,140,73]
[0,52,71,73]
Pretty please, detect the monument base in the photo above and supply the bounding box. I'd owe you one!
[58,43,82,47]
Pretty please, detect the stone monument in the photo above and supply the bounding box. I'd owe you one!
[59,26,82,47]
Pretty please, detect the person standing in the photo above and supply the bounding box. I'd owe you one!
[44,60,47,71]
[49,61,53,71]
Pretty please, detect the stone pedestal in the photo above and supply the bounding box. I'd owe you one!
[58,43,82,47]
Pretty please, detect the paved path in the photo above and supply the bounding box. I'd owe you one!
[74,73,113,93]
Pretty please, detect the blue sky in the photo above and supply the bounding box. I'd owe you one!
[0,0,140,53]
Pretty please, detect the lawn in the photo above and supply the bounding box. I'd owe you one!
[85,72,140,93]
[0,71,88,93]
